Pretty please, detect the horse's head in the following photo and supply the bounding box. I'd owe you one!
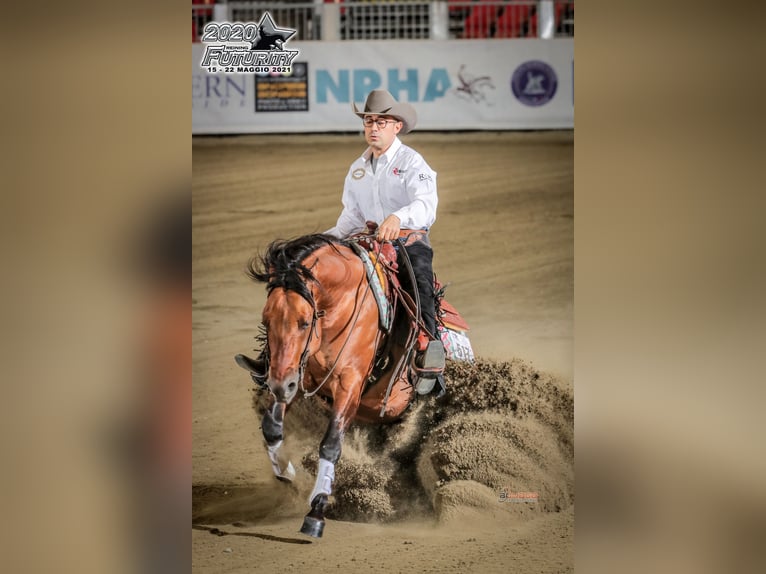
[248,234,339,403]
[261,288,321,403]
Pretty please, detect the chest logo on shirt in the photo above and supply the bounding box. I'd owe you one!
[393,167,407,176]
[352,168,365,180]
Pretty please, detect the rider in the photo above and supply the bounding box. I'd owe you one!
[324,89,445,392]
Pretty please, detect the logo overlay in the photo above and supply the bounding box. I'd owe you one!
[200,13,299,74]
[352,168,366,180]
[511,60,558,107]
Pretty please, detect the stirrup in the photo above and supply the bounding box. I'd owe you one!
[415,372,446,397]
[412,341,445,396]
[415,375,436,395]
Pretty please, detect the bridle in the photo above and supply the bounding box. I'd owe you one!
[295,304,324,397]
[263,233,429,414]
[288,262,374,399]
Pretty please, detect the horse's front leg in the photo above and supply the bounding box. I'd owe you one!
[300,388,360,538]
[262,398,295,482]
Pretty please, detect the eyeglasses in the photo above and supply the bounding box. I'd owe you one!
[362,117,399,129]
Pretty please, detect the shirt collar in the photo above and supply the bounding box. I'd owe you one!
[362,136,402,164]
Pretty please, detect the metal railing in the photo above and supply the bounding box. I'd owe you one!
[192,4,216,42]
[341,1,431,40]
[230,2,321,40]
[192,1,574,42]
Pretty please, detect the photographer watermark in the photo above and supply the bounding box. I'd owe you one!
[498,488,539,503]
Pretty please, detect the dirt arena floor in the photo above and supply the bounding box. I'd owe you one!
[192,131,573,573]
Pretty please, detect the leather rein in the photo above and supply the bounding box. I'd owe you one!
[282,235,423,412]
[295,254,375,399]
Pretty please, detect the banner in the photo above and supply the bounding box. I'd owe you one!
[192,39,573,134]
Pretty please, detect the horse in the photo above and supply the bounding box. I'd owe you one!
[236,232,441,538]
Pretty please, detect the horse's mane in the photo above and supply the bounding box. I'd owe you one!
[247,233,343,305]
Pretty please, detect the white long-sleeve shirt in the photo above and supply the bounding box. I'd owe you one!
[326,137,438,238]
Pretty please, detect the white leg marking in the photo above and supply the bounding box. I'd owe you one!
[266,440,295,482]
[308,458,335,504]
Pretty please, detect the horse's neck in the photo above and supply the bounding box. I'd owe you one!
[311,245,366,310]
[315,244,359,281]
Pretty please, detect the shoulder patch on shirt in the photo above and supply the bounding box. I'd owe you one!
[352,168,365,180]
[418,173,432,181]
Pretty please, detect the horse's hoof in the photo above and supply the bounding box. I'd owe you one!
[299,515,325,538]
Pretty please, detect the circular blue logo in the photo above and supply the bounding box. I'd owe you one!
[511,61,558,107]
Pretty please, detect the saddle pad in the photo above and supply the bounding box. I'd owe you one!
[349,242,392,332]
[438,298,470,332]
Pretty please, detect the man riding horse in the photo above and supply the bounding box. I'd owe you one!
[231,91,467,537]
[245,89,445,393]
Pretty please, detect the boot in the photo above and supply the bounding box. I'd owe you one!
[415,339,445,369]
[413,340,445,395]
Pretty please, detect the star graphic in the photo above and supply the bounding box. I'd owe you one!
[251,13,297,51]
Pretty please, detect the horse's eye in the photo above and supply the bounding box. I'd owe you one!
[298,320,310,330]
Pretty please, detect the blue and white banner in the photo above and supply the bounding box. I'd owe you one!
[192,39,573,134]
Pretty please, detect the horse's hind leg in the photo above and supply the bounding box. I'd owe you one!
[262,399,295,482]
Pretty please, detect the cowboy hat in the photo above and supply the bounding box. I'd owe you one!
[352,89,417,134]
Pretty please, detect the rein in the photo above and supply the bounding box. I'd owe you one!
[296,306,324,397]
[273,235,420,411]
[297,255,375,399]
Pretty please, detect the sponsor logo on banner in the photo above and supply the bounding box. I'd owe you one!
[192,74,247,109]
[315,68,451,103]
[200,13,299,74]
[511,60,558,107]
[453,64,495,105]
[255,62,309,112]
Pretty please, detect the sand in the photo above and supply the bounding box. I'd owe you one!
[193,131,573,573]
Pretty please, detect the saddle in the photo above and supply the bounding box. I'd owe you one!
[346,223,474,396]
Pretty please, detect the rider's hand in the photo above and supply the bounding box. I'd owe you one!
[377,214,401,242]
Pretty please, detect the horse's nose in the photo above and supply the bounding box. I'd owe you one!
[283,380,299,402]
[269,379,299,403]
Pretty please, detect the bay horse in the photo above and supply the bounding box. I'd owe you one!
[236,233,439,538]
